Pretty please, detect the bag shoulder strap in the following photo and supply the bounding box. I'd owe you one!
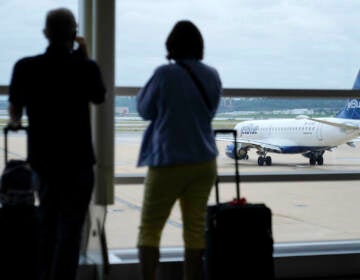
[177,61,212,111]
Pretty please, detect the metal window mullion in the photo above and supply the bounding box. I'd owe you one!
[2,85,360,98]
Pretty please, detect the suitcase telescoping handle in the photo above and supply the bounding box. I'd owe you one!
[214,129,240,204]
[4,125,28,165]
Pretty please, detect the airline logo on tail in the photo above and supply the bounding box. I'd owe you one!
[347,99,360,109]
[336,99,360,120]
[337,72,360,119]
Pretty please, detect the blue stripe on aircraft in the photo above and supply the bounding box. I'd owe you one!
[225,144,329,159]
[279,146,329,153]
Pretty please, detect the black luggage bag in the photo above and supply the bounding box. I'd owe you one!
[205,129,274,280]
[0,126,37,280]
[0,126,35,206]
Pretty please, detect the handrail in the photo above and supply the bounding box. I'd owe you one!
[115,87,360,98]
[114,171,360,185]
[1,85,360,98]
[0,86,8,95]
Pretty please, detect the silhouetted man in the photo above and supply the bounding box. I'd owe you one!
[8,8,106,280]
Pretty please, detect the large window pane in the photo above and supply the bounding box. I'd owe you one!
[115,96,360,174]
[116,0,360,89]
[111,93,360,249]
[0,1,77,84]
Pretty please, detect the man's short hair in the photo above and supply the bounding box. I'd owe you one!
[45,8,77,43]
[166,20,204,61]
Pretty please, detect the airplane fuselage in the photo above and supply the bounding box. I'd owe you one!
[223,88,360,165]
[234,118,360,154]
[221,95,360,166]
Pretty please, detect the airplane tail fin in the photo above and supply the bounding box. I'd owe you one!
[337,71,360,119]
[335,99,360,120]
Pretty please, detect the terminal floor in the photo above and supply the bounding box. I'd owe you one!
[283,278,360,280]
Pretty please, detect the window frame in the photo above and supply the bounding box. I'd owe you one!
[3,85,360,278]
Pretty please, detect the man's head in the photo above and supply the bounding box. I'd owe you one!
[43,8,77,48]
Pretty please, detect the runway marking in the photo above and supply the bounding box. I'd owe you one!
[294,204,308,207]
[0,147,26,160]
[273,212,337,231]
[114,196,183,229]
[295,164,314,168]
[336,158,360,161]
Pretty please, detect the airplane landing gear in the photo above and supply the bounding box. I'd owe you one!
[258,156,272,166]
[316,156,324,165]
[265,156,272,166]
[309,155,324,166]
[309,156,316,165]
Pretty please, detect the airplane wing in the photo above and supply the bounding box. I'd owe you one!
[297,115,360,130]
[346,141,356,147]
[216,136,282,153]
[296,115,360,147]
[347,135,360,144]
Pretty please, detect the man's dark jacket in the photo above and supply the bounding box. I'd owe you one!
[9,45,106,174]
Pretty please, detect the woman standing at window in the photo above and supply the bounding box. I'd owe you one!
[136,20,222,280]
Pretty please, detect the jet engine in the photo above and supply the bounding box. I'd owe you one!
[225,143,249,160]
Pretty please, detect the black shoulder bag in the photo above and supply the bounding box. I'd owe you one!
[177,61,212,111]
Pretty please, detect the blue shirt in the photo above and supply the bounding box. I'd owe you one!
[137,60,222,167]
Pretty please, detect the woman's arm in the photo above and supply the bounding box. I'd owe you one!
[137,69,162,120]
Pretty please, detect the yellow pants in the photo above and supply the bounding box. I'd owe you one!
[137,159,216,249]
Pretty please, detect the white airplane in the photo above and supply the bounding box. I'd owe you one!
[218,97,360,166]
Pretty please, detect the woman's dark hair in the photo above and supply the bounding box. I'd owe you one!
[166,20,204,61]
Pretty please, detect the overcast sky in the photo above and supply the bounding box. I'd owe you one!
[1,0,360,89]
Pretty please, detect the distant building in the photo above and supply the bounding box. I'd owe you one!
[272,108,314,115]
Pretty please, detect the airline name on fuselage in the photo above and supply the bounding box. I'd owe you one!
[240,124,259,135]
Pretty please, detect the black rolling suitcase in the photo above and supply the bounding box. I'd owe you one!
[0,125,37,280]
[205,129,274,280]
[0,126,35,206]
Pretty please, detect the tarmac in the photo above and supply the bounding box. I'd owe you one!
[2,132,360,249]
[110,133,360,249]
